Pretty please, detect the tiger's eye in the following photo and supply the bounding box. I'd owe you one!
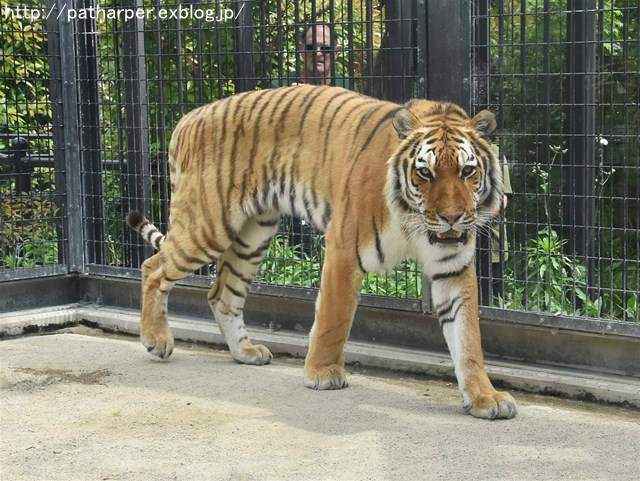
[461,165,476,178]
[417,167,434,181]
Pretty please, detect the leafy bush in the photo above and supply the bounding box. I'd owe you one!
[1,191,59,269]
[502,227,601,317]
[257,231,421,299]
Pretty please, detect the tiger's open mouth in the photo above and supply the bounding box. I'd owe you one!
[430,229,467,244]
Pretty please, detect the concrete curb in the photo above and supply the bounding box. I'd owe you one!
[1,303,639,408]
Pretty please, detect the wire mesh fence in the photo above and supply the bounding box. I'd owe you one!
[0,0,66,279]
[472,0,639,322]
[77,0,422,301]
[0,0,638,323]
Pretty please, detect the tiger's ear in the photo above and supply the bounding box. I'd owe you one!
[468,110,497,139]
[393,108,421,140]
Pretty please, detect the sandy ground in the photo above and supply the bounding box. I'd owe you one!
[1,328,639,481]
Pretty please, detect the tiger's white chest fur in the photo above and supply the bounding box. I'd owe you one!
[358,215,475,278]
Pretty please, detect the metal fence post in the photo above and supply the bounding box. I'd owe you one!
[415,0,427,99]
[233,0,256,93]
[45,0,65,267]
[10,137,30,195]
[379,0,414,103]
[566,0,597,299]
[76,0,104,266]
[122,0,152,267]
[54,0,84,273]
[426,0,471,109]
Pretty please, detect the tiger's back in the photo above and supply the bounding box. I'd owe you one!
[167,86,399,239]
[127,85,517,420]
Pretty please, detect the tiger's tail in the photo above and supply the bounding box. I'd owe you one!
[126,210,165,250]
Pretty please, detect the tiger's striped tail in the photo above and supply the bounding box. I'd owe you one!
[126,210,165,250]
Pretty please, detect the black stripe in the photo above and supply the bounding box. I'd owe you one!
[235,236,250,250]
[394,139,416,159]
[256,217,279,227]
[336,104,399,235]
[355,228,366,274]
[321,94,366,166]
[172,241,209,269]
[439,302,462,327]
[321,204,332,231]
[357,107,399,152]
[431,263,470,281]
[224,283,246,299]
[301,189,314,223]
[373,218,385,265]
[260,162,271,208]
[197,118,224,247]
[136,219,150,233]
[391,168,411,212]
[437,252,460,263]
[219,261,253,286]
[292,87,332,163]
[436,299,456,318]
[274,87,306,133]
[232,238,271,261]
[320,90,359,167]
[240,91,273,202]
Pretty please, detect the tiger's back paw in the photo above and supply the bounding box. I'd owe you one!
[465,391,517,420]
[232,343,273,366]
[304,364,348,390]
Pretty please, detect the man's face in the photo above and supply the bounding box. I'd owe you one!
[302,25,338,84]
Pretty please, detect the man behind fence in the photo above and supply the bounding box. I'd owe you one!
[272,23,348,88]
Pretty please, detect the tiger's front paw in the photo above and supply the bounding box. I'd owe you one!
[232,343,273,366]
[464,391,517,420]
[140,328,174,360]
[304,364,348,390]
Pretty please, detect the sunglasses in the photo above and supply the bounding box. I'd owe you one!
[305,44,333,53]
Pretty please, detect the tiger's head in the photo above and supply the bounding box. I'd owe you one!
[387,101,503,246]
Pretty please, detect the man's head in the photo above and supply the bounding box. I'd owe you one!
[300,23,339,85]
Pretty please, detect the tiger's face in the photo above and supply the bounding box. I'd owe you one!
[389,102,502,246]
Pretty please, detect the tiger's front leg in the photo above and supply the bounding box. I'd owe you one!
[304,246,364,390]
[431,264,517,419]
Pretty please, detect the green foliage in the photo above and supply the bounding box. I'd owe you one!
[1,191,59,269]
[502,227,601,317]
[257,235,323,288]
[257,232,421,299]
[0,0,52,150]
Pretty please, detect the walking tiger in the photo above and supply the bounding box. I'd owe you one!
[127,85,517,419]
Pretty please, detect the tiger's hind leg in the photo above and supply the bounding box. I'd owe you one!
[139,219,230,359]
[208,214,280,365]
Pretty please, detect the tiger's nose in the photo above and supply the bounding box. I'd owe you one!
[439,212,463,225]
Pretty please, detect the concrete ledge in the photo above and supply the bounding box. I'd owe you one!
[1,304,639,409]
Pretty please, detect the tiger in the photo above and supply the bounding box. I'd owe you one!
[126,85,517,420]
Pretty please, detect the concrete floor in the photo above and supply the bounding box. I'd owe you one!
[1,327,639,481]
